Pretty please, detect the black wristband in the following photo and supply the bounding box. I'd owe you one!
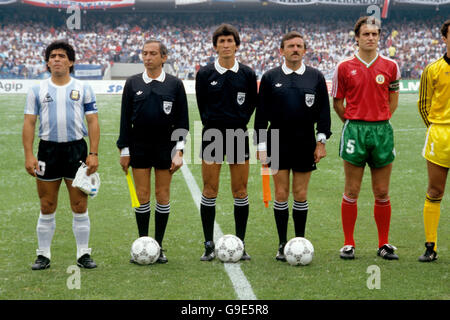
[89,152,98,156]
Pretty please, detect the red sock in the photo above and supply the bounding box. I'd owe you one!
[374,198,391,248]
[341,194,357,247]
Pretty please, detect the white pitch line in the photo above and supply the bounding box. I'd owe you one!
[180,162,257,300]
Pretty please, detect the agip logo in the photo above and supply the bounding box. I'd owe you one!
[0,81,23,93]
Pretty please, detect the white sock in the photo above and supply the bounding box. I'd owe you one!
[36,212,56,259]
[72,211,91,259]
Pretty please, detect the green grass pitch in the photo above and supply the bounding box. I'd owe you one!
[0,93,448,300]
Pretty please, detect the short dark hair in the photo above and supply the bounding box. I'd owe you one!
[280,31,306,50]
[45,41,75,73]
[212,24,240,47]
[143,39,168,57]
[354,16,381,37]
[441,19,450,38]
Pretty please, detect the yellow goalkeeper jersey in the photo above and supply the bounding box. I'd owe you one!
[418,54,450,127]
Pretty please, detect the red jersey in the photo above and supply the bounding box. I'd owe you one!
[332,53,400,121]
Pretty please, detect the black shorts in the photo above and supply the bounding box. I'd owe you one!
[130,141,175,170]
[36,139,87,181]
[200,127,250,164]
[267,129,316,172]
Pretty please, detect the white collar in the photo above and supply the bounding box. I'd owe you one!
[282,62,305,75]
[49,77,74,88]
[142,70,166,84]
[214,59,239,74]
[355,52,379,68]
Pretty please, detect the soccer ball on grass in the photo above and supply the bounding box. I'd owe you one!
[284,237,314,266]
[215,234,244,262]
[130,236,160,265]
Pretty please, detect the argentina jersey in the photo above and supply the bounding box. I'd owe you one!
[24,78,97,142]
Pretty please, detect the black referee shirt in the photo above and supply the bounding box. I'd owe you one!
[117,72,189,149]
[254,64,331,144]
[195,61,257,129]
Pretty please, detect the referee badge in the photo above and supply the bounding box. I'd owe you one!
[163,101,173,115]
[70,90,80,101]
[305,94,315,107]
[237,92,246,106]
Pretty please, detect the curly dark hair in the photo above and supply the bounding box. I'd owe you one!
[45,41,75,74]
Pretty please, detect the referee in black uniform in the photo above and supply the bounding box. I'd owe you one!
[196,24,257,261]
[254,31,331,261]
[117,39,189,264]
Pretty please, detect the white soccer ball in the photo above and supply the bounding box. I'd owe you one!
[215,234,244,263]
[130,236,160,265]
[284,237,314,266]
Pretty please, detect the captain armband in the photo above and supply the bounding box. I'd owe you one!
[389,80,400,92]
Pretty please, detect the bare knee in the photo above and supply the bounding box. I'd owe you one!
[232,189,248,199]
[427,186,444,199]
[293,190,307,202]
[203,183,219,199]
[373,187,389,201]
[344,185,361,200]
[275,188,289,202]
[71,198,87,213]
[155,188,170,204]
[136,189,150,205]
[40,198,57,214]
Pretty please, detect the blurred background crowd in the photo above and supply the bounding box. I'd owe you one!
[0,6,448,80]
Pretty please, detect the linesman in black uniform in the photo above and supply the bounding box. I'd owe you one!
[117,39,189,263]
[254,31,331,261]
[196,24,257,261]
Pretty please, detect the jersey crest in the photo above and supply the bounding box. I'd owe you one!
[70,90,80,101]
[237,92,246,106]
[163,101,173,114]
[375,74,385,84]
[305,93,315,107]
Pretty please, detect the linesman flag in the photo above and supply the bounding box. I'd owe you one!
[261,164,271,208]
[126,171,140,208]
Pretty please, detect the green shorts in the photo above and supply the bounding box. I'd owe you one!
[339,120,395,168]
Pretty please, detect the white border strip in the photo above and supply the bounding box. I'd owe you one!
[180,161,257,300]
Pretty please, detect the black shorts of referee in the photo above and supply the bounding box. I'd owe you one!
[200,127,250,164]
[36,139,87,181]
[266,128,317,172]
[130,140,177,170]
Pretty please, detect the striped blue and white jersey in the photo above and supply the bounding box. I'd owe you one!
[24,77,97,142]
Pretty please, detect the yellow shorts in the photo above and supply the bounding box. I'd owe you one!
[423,123,450,168]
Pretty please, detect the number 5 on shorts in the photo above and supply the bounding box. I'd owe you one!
[346,139,355,154]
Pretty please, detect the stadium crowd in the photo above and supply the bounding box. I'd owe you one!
[0,9,448,80]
